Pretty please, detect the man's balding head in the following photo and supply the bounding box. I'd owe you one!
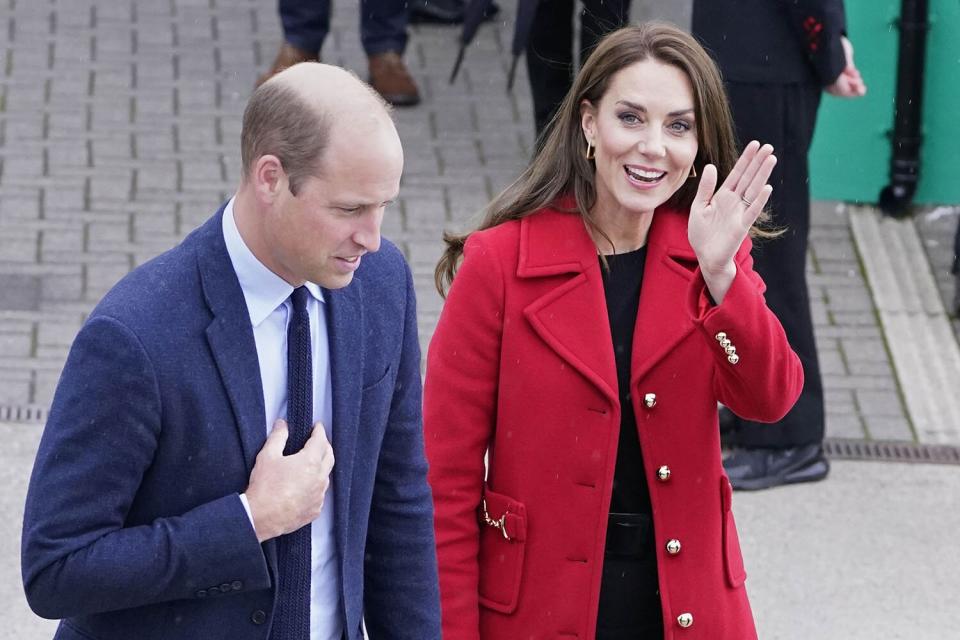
[240,62,394,195]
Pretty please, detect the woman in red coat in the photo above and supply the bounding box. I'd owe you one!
[424,23,803,640]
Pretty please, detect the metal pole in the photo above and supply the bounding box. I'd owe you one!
[878,0,929,217]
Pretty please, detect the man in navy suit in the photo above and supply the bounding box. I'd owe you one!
[22,63,441,640]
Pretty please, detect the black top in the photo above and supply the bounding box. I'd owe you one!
[599,247,651,516]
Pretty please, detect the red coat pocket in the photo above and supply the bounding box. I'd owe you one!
[720,476,748,588]
[477,486,528,613]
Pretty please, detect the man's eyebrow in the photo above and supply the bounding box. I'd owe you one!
[616,100,695,117]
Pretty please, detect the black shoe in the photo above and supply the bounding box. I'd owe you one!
[723,444,830,491]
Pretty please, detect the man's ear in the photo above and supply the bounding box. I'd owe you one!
[579,99,597,144]
[252,154,287,204]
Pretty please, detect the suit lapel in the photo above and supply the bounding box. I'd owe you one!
[195,208,267,475]
[520,210,619,408]
[323,279,364,581]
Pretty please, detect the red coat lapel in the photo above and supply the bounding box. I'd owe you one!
[631,207,700,384]
[518,208,619,408]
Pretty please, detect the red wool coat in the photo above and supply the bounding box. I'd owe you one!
[424,203,803,640]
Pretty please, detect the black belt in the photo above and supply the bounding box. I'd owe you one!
[604,512,654,558]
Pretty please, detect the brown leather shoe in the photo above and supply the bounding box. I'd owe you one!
[368,52,421,107]
[256,42,319,88]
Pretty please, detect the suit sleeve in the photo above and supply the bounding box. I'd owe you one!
[686,239,804,422]
[363,260,442,639]
[779,0,848,85]
[423,233,504,640]
[21,315,270,620]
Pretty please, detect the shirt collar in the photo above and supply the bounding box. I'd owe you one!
[222,197,325,328]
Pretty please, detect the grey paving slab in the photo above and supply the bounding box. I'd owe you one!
[850,207,960,444]
[735,459,960,640]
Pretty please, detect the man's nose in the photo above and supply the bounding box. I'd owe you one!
[353,210,382,253]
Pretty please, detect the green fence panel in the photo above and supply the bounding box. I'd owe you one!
[810,0,960,205]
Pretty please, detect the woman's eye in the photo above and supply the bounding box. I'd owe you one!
[669,121,692,133]
[618,112,640,125]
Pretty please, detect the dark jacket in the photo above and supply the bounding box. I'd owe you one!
[22,204,441,640]
[692,0,848,86]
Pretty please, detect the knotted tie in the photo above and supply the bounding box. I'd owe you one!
[270,286,312,640]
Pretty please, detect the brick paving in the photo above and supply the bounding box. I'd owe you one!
[0,0,954,446]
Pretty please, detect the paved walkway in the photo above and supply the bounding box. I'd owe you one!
[2,1,958,638]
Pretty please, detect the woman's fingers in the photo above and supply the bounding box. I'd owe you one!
[743,184,773,227]
[741,153,777,205]
[720,140,760,193]
[735,144,774,196]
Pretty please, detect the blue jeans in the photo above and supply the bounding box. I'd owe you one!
[279,0,408,56]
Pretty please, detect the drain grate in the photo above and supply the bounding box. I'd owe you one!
[824,438,960,465]
[0,404,48,424]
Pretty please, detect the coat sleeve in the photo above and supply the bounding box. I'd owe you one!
[423,233,505,640]
[21,315,270,620]
[686,239,804,422]
[363,259,442,639]
[778,0,848,85]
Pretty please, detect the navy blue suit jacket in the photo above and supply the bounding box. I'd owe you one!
[21,205,441,639]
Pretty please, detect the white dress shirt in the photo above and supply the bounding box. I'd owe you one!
[223,198,343,640]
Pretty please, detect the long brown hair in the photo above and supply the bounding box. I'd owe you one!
[435,22,752,297]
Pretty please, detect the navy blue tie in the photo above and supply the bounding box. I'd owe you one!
[271,286,312,640]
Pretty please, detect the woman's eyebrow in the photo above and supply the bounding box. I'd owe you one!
[616,100,695,118]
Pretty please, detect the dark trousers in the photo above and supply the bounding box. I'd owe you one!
[725,81,825,448]
[596,514,663,639]
[525,0,631,139]
[279,0,408,56]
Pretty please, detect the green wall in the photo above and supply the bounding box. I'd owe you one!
[810,0,960,205]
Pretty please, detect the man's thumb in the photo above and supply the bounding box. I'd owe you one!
[266,419,289,453]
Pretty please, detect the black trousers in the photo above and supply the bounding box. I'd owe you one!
[725,81,825,448]
[525,0,631,139]
[596,514,663,639]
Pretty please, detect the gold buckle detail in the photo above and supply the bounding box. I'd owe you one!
[481,498,512,541]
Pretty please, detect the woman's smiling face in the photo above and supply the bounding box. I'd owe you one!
[581,58,699,220]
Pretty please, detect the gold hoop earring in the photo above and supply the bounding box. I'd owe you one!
[585,141,595,160]
[688,165,697,179]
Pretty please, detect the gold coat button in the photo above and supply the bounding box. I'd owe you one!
[666,538,682,555]
[644,393,657,408]
[724,344,737,356]
[728,353,740,365]
[715,332,727,342]
[719,338,732,349]
[656,465,671,482]
[677,612,694,628]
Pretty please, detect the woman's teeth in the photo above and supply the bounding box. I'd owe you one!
[625,166,666,182]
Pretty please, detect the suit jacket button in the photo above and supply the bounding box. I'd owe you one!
[208,586,220,595]
[196,589,208,598]
[219,583,231,592]
[251,610,267,625]
[231,580,243,591]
